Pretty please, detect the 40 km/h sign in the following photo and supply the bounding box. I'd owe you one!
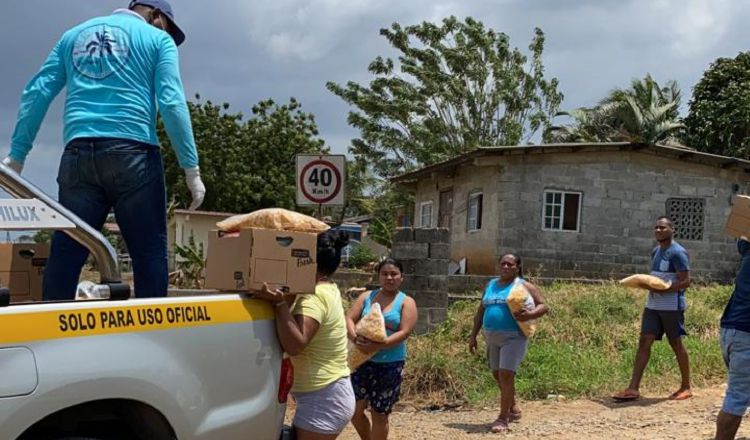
[296,154,346,206]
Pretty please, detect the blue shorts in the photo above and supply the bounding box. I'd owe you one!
[720,327,750,416]
[351,360,404,414]
[641,308,686,340]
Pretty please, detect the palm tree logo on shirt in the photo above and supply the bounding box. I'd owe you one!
[73,25,130,79]
[86,30,116,72]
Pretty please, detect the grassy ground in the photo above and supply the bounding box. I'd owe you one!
[401,282,732,406]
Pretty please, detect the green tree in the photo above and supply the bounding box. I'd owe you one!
[550,74,683,145]
[684,52,750,158]
[33,230,53,244]
[327,17,563,180]
[158,96,328,213]
[172,236,205,289]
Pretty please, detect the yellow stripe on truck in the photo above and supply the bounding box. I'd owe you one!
[0,298,274,345]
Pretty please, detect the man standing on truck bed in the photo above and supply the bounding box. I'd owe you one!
[3,0,205,299]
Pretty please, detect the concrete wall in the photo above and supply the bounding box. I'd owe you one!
[414,164,500,273]
[413,149,750,281]
[391,227,451,334]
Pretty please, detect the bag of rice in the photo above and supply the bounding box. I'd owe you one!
[348,302,387,371]
[216,208,330,233]
[506,281,537,337]
[619,274,672,291]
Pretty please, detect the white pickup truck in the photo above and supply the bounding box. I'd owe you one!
[0,164,293,440]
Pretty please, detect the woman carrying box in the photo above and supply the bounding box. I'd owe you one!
[346,257,418,440]
[256,230,354,440]
[468,253,549,434]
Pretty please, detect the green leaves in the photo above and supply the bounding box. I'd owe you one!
[327,17,563,180]
[684,52,750,158]
[158,96,328,214]
[548,74,683,145]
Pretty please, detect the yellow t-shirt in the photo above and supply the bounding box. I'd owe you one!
[290,282,350,392]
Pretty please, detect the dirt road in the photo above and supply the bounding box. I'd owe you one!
[333,385,750,440]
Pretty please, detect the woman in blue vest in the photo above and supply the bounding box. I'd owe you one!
[347,257,417,440]
[468,253,548,433]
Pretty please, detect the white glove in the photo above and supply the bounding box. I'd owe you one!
[1,156,23,174]
[184,167,206,210]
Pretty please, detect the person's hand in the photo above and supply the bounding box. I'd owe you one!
[354,335,383,354]
[513,309,534,321]
[184,167,206,210]
[469,335,478,354]
[253,283,294,305]
[1,156,23,174]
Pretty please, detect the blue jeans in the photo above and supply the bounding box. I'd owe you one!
[43,138,168,300]
[720,327,750,416]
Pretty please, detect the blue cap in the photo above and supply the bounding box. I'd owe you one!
[129,0,185,46]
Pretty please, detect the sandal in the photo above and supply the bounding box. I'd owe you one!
[669,388,693,401]
[509,410,522,422]
[490,417,509,433]
[612,389,640,401]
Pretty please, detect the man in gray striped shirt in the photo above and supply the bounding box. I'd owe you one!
[613,216,692,401]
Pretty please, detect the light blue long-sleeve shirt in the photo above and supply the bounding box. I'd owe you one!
[10,9,198,169]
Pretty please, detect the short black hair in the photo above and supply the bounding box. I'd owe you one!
[317,230,349,276]
[376,257,403,274]
[656,216,674,227]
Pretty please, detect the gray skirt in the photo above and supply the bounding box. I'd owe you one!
[292,376,355,435]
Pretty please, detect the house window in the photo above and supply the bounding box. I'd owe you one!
[419,201,433,228]
[666,198,705,241]
[467,192,483,231]
[542,190,582,232]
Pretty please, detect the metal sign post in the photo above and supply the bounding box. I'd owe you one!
[296,155,346,218]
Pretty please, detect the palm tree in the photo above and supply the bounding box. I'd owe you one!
[548,74,684,145]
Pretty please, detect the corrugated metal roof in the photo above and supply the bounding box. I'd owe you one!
[391,142,750,183]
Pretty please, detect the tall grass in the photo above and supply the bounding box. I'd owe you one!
[401,282,732,406]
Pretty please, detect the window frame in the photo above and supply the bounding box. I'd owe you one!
[541,190,583,233]
[467,191,483,232]
[419,201,433,228]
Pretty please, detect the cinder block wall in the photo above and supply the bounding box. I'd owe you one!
[392,227,451,334]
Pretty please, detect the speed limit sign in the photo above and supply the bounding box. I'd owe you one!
[296,154,346,206]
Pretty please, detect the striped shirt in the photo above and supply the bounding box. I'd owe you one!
[646,241,690,311]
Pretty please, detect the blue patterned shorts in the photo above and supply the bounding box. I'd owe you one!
[351,360,405,414]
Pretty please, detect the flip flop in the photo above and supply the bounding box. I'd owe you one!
[612,389,640,401]
[490,417,509,433]
[669,389,693,401]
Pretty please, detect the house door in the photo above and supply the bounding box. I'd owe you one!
[439,189,453,228]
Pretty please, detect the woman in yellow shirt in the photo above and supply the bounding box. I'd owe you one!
[257,230,354,439]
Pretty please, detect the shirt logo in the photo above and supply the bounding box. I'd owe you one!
[72,24,130,79]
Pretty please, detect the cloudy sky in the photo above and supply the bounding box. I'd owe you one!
[1,0,749,196]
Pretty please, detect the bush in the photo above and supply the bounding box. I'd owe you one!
[347,244,378,269]
[401,282,731,406]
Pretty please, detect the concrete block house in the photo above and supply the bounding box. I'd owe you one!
[392,142,750,281]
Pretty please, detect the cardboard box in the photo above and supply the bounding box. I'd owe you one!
[204,228,317,293]
[726,195,750,238]
[0,243,49,303]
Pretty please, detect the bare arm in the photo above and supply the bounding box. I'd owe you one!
[273,304,320,356]
[514,281,549,320]
[255,283,321,356]
[345,291,369,341]
[468,300,484,354]
[654,270,690,294]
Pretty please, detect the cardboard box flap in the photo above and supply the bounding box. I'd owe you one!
[204,228,317,293]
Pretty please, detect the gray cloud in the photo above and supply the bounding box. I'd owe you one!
[1,0,749,197]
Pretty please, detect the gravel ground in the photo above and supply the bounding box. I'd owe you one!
[311,385,749,440]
